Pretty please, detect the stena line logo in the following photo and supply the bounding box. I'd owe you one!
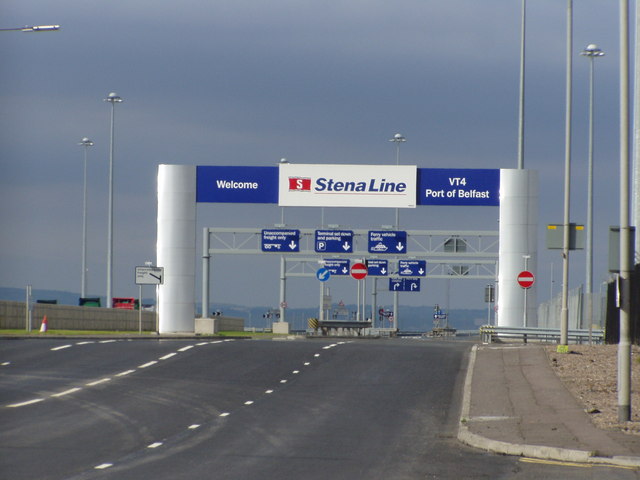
[288,176,407,194]
[280,164,417,208]
[288,177,312,191]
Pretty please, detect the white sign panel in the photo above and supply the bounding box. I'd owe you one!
[278,164,417,208]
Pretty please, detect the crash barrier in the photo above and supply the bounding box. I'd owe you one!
[480,325,604,345]
[308,320,373,337]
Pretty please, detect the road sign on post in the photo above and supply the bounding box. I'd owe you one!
[350,262,368,280]
[316,267,331,282]
[388,278,420,292]
[517,270,535,289]
[135,266,164,285]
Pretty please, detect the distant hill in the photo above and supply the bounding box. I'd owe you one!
[0,286,486,333]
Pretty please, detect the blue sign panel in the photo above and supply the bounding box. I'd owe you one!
[368,231,407,254]
[314,230,353,253]
[389,278,421,292]
[398,260,426,277]
[322,259,350,276]
[366,259,389,276]
[261,229,300,252]
[316,268,331,282]
[196,166,278,204]
[417,168,500,206]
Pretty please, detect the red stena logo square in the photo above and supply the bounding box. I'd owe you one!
[288,177,311,191]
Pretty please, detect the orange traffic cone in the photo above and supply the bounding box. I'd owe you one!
[40,315,48,333]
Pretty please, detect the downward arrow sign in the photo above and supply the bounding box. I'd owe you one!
[396,242,404,252]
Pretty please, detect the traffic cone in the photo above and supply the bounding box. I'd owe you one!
[40,315,48,333]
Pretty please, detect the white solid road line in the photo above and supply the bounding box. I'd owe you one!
[86,378,111,386]
[51,344,72,351]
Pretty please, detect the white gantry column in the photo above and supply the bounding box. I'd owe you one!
[157,164,196,333]
[497,169,538,327]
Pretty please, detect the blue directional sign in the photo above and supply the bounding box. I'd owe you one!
[398,260,426,277]
[417,168,500,206]
[315,230,353,253]
[388,278,421,292]
[261,229,300,252]
[316,267,331,282]
[366,259,389,276]
[368,230,407,254]
[322,259,350,276]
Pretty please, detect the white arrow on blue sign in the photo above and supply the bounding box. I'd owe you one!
[388,278,421,292]
[316,267,331,282]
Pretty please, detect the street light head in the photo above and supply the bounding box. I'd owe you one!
[78,137,94,147]
[581,44,605,57]
[389,133,406,143]
[279,157,289,164]
[105,92,123,103]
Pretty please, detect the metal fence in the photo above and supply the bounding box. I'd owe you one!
[537,285,605,331]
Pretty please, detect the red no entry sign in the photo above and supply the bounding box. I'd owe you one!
[351,262,368,280]
[517,270,535,289]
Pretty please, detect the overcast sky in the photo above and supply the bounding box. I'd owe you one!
[0,1,632,316]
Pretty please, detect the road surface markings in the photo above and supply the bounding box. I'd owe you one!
[220,412,230,417]
[94,463,113,470]
[99,340,117,344]
[76,341,95,345]
[138,360,158,369]
[116,369,136,377]
[7,398,45,408]
[159,352,177,360]
[280,379,287,384]
[196,342,209,346]
[51,344,72,351]
[520,457,638,470]
[86,378,111,386]
[265,389,274,394]
[244,400,254,405]
[178,345,194,352]
[292,370,300,374]
[314,353,320,357]
[1,362,10,366]
[188,424,201,430]
[51,387,82,398]
[304,362,311,366]
[147,442,163,449]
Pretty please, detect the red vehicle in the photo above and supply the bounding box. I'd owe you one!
[112,297,139,310]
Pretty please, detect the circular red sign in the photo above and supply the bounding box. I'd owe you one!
[517,270,535,289]
[351,262,368,280]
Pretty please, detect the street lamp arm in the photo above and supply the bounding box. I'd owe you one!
[0,25,60,32]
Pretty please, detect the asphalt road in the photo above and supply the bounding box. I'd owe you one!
[1,337,638,479]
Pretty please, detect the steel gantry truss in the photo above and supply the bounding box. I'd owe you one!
[201,226,498,322]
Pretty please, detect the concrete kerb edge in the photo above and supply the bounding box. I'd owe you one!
[457,344,640,468]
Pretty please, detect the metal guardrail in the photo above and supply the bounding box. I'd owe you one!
[479,325,604,345]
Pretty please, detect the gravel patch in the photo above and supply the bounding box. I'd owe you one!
[545,344,640,435]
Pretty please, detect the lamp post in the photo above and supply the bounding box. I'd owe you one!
[104,93,123,308]
[388,133,405,331]
[389,133,406,229]
[517,0,526,169]
[0,25,60,32]
[580,44,604,336]
[560,0,573,347]
[78,137,94,299]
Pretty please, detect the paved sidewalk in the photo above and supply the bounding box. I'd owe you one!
[458,343,640,467]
